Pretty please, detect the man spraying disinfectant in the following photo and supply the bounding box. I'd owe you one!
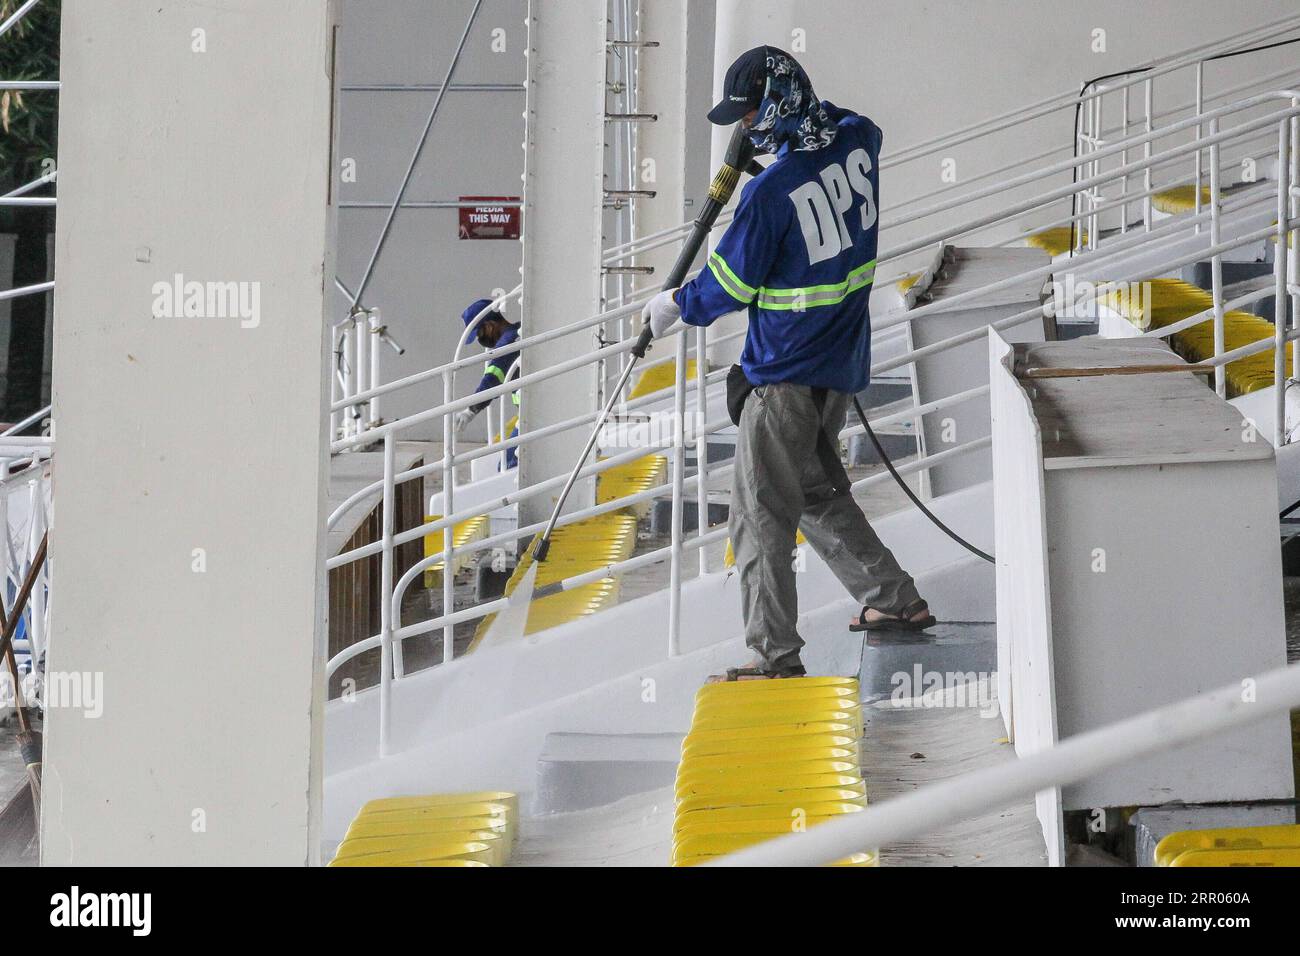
[642,47,935,681]
[455,298,521,469]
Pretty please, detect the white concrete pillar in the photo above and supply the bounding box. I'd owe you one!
[631,1,689,283]
[41,0,340,865]
[517,0,607,527]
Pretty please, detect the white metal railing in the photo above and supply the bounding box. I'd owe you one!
[0,428,52,683]
[322,80,1300,757]
[0,0,56,686]
[328,13,1300,442]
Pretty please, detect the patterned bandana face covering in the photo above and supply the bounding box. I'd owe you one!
[746,51,838,155]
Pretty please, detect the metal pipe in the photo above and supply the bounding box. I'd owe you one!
[1209,117,1226,397]
[0,0,40,42]
[667,333,686,657]
[378,435,395,755]
[442,367,455,663]
[0,80,57,91]
[1,170,56,199]
[0,281,54,302]
[0,404,50,438]
[341,82,524,93]
[1194,62,1204,230]
[695,325,710,576]
[1144,77,1154,231]
[1276,120,1291,447]
[1291,101,1300,396]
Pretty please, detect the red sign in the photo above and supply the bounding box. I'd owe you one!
[458,196,521,240]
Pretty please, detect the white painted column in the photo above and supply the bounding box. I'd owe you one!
[632,1,688,282]
[704,0,761,368]
[41,0,340,865]
[517,0,607,527]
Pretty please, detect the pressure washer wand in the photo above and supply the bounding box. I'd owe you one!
[531,124,758,564]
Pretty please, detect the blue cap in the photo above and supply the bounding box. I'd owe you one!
[462,298,501,326]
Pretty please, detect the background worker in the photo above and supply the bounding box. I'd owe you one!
[642,46,934,680]
[454,298,521,469]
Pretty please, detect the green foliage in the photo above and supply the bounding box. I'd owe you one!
[0,0,60,187]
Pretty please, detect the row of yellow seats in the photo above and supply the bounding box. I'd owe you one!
[672,676,875,867]
[329,792,518,867]
[627,358,699,400]
[596,454,668,520]
[470,512,638,646]
[1155,823,1300,867]
[422,514,492,588]
[1025,226,1088,257]
[1102,278,1291,396]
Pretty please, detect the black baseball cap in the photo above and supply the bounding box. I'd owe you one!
[707,46,782,125]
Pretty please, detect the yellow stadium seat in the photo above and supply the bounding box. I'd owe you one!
[327,842,497,866]
[469,512,638,647]
[332,791,519,867]
[628,358,700,400]
[1155,824,1300,867]
[1151,184,1211,215]
[423,514,491,588]
[1025,226,1087,256]
[1101,277,1291,396]
[1168,847,1300,866]
[671,677,872,866]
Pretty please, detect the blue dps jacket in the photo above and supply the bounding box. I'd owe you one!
[471,323,521,412]
[677,103,882,394]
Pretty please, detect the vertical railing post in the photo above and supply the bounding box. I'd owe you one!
[442,369,456,664]
[1289,101,1299,385]
[499,389,510,472]
[355,310,370,435]
[694,324,709,575]
[26,468,46,668]
[379,431,395,757]
[1194,61,1204,232]
[330,325,343,440]
[1273,119,1290,448]
[368,309,382,429]
[1208,116,1226,399]
[1143,77,1154,232]
[1090,92,1102,251]
[668,330,686,657]
[1120,87,1130,234]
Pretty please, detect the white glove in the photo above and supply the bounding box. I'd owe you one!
[642,288,682,339]
[453,408,478,434]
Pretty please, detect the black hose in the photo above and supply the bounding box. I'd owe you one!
[851,396,994,563]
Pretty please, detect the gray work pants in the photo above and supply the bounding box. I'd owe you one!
[729,382,921,668]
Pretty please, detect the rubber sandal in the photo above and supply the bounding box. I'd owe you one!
[848,598,936,633]
[706,661,807,683]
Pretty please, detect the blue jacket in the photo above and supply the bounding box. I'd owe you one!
[677,103,881,394]
[471,323,521,412]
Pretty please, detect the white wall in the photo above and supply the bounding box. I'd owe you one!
[42,0,338,865]
[335,0,527,434]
